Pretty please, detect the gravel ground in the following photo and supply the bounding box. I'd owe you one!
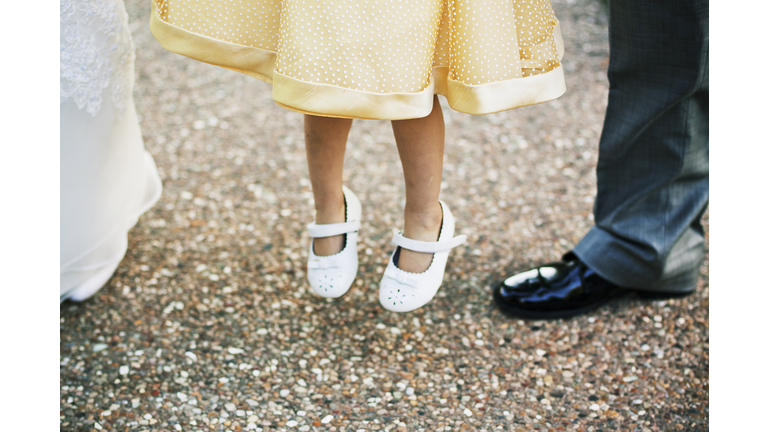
[59,0,709,430]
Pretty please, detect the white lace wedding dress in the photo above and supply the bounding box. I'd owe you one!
[60,0,162,302]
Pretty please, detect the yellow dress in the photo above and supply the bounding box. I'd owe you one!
[151,0,565,119]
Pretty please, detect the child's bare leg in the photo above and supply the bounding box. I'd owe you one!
[391,96,445,273]
[304,114,353,256]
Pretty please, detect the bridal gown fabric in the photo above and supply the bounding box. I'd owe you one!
[61,0,162,302]
[150,0,566,119]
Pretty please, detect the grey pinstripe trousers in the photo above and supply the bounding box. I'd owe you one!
[571,0,709,293]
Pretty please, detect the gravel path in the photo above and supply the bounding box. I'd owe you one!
[59,0,709,430]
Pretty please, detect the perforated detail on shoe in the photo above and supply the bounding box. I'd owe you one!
[385,287,417,307]
[314,273,339,294]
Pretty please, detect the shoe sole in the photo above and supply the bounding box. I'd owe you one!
[492,284,694,320]
[492,286,629,320]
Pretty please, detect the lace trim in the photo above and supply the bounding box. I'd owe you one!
[60,0,135,117]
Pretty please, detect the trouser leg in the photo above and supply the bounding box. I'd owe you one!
[571,0,709,292]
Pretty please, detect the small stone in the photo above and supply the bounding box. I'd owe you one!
[226,403,237,411]
[321,415,334,424]
[464,408,473,416]
[228,347,244,355]
[536,349,546,356]
[589,404,600,411]
[93,344,108,353]
[391,327,401,335]
[623,376,639,383]
[286,420,299,427]
[119,365,129,375]
[280,389,290,397]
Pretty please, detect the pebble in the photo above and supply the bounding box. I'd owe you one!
[92,343,108,352]
[118,365,129,375]
[321,415,334,424]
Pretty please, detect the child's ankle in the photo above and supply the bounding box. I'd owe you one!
[403,201,443,241]
[314,196,345,225]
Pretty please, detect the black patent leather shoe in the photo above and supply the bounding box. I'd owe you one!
[492,253,691,319]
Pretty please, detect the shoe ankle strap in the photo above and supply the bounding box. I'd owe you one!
[307,220,360,238]
[391,229,467,254]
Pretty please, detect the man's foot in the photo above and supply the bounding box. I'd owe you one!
[492,253,694,319]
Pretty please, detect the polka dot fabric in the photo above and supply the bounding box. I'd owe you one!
[276,0,444,93]
[152,0,565,118]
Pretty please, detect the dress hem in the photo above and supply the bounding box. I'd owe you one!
[150,1,566,119]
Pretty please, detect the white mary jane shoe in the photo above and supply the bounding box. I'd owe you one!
[379,201,467,312]
[306,186,361,298]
